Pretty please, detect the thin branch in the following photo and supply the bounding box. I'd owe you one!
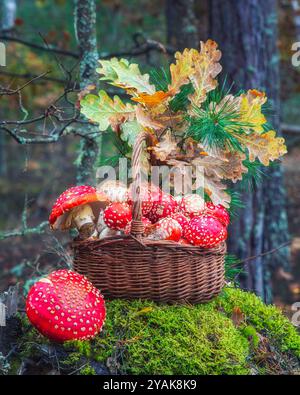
[0,69,78,87]
[239,241,291,264]
[0,34,175,60]
[281,123,300,134]
[0,221,49,240]
[0,70,127,97]
[0,34,80,58]
[0,71,51,95]
[0,118,77,144]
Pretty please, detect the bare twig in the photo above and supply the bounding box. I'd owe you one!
[239,241,291,265]
[0,34,80,58]
[0,71,51,95]
[0,221,49,240]
[0,33,175,60]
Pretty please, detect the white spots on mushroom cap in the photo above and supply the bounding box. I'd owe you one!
[26,269,106,342]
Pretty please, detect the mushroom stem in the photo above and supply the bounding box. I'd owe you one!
[69,204,97,239]
[96,210,106,234]
[99,226,122,240]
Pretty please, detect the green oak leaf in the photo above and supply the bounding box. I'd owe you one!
[97,58,156,96]
[80,90,135,131]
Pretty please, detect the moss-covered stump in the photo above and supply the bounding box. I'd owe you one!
[6,287,300,375]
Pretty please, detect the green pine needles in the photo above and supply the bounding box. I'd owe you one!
[186,88,251,153]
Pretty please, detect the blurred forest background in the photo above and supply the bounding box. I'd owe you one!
[1,0,300,314]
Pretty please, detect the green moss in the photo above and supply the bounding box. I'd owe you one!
[95,299,249,374]
[9,287,300,375]
[79,365,96,375]
[241,326,260,349]
[214,287,300,357]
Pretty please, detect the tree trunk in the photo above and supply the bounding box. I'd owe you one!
[210,0,290,302]
[74,0,100,184]
[165,0,199,50]
[291,0,300,41]
[0,0,17,177]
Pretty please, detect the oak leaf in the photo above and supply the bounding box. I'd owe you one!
[131,91,171,107]
[238,89,267,133]
[152,130,178,161]
[135,104,164,130]
[168,48,197,95]
[168,156,232,207]
[235,130,287,166]
[80,90,135,131]
[203,176,231,208]
[97,58,155,96]
[120,120,144,147]
[192,151,248,183]
[188,40,222,107]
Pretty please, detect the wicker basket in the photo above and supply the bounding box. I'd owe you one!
[72,132,226,303]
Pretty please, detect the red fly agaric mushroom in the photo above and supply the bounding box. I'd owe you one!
[104,202,132,229]
[97,180,128,203]
[185,214,227,248]
[146,192,178,223]
[178,238,190,245]
[171,212,189,235]
[127,182,154,216]
[49,185,108,239]
[147,217,182,242]
[26,269,106,342]
[179,194,205,218]
[205,202,230,227]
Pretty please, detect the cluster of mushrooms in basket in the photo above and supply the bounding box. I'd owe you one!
[49,180,229,248]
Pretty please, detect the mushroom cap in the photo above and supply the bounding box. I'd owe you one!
[148,217,182,241]
[205,202,230,227]
[146,192,178,223]
[127,182,155,216]
[49,185,108,230]
[185,214,227,248]
[104,202,132,229]
[26,269,106,342]
[179,194,205,218]
[97,180,128,203]
[170,212,189,235]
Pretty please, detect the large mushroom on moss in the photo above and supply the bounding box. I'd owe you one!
[26,269,106,342]
[49,185,108,239]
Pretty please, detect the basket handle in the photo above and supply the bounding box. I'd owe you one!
[130,131,150,238]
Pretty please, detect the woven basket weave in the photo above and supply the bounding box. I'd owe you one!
[72,132,226,304]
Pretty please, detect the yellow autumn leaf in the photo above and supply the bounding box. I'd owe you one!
[135,104,164,130]
[188,39,222,108]
[131,91,171,107]
[168,48,197,95]
[237,130,287,166]
[239,89,267,133]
